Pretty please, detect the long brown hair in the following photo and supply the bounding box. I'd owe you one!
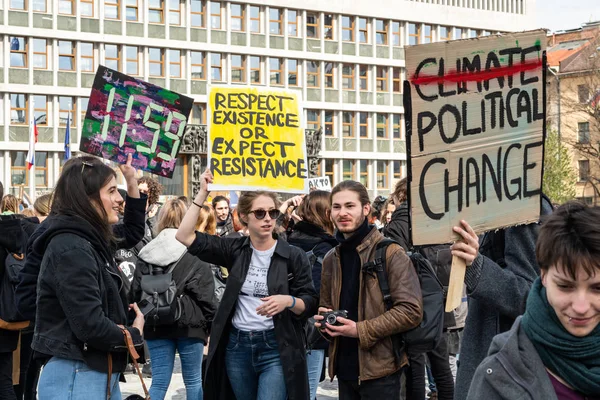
[156,199,187,235]
[196,204,217,235]
[297,190,334,235]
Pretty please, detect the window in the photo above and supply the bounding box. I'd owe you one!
[455,27,464,40]
[126,0,138,21]
[325,159,335,186]
[288,59,298,86]
[149,0,164,23]
[393,160,403,180]
[190,103,206,124]
[342,16,354,42]
[249,5,260,32]
[440,26,452,41]
[105,44,120,71]
[393,114,402,139]
[482,30,491,36]
[342,64,354,90]
[392,21,401,46]
[33,0,47,12]
[80,98,89,124]
[126,46,139,75]
[342,112,354,137]
[324,63,334,88]
[269,58,283,85]
[58,41,75,71]
[359,160,368,187]
[409,23,420,45]
[59,0,74,14]
[33,95,47,126]
[10,94,27,125]
[393,67,402,93]
[469,30,479,38]
[230,3,244,31]
[578,85,590,103]
[288,9,299,36]
[191,51,205,80]
[168,0,181,25]
[579,160,590,182]
[231,55,246,83]
[32,39,47,69]
[105,0,119,19]
[190,0,205,27]
[578,122,590,144]
[59,96,76,126]
[80,0,93,17]
[377,161,389,189]
[359,112,369,137]
[376,66,388,92]
[375,19,388,45]
[11,151,48,188]
[324,111,334,136]
[307,61,319,88]
[10,37,27,68]
[80,42,94,72]
[269,8,282,35]
[324,14,334,40]
[343,160,356,181]
[359,65,368,91]
[423,24,433,43]
[249,56,261,84]
[210,1,222,29]
[377,114,388,138]
[358,17,368,43]
[211,53,223,81]
[169,49,181,78]
[306,12,319,38]
[149,47,164,77]
[307,109,320,130]
[10,0,26,10]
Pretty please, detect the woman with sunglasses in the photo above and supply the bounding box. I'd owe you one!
[176,169,318,400]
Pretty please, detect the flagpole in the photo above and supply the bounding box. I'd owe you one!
[28,98,36,202]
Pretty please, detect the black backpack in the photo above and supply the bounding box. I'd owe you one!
[0,250,27,323]
[363,239,445,357]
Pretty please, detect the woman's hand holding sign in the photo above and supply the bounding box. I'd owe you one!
[450,220,480,267]
[176,168,213,247]
[119,153,140,199]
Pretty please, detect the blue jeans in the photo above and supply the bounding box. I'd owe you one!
[146,337,204,400]
[38,357,121,400]
[306,349,325,400]
[225,327,287,400]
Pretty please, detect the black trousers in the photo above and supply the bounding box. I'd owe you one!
[0,351,16,400]
[339,371,402,400]
[406,332,454,400]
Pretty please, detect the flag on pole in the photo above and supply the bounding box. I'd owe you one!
[64,112,72,160]
[26,98,38,170]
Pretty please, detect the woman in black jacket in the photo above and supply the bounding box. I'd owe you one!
[287,190,338,400]
[33,156,146,400]
[176,169,318,400]
[131,198,217,400]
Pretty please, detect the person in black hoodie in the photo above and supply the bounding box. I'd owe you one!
[286,190,338,400]
[32,155,146,400]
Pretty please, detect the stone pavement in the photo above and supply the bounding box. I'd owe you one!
[120,355,338,399]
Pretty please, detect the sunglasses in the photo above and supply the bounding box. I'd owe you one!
[249,209,281,220]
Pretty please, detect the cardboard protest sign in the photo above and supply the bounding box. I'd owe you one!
[208,86,308,193]
[405,30,547,246]
[80,66,193,178]
[308,176,332,192]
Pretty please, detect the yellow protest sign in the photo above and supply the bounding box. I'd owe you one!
[208,86,308,193]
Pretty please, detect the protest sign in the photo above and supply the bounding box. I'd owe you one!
[405,30,546,246]
[80,66,193,178]
[208,86,308,193]
[308,176,332,192]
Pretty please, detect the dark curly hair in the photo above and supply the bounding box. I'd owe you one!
[137,176,163,206]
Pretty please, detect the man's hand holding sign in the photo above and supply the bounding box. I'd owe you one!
[404,30,546,311]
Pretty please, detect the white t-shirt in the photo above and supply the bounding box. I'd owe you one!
[231,242,277,331]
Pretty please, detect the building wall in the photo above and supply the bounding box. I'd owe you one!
[0,0,536,197]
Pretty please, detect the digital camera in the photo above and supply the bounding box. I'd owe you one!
[319,310,349,329]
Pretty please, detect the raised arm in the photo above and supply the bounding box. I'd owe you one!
[176,168,213,247]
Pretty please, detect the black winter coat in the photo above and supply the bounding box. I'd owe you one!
[187,233,318,400]
[31,214,144,373]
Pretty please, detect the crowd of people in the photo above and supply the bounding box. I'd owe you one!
[0,157,598,400]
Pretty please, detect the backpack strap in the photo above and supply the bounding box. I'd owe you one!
[165,252,187,274]
[362,239,397,311]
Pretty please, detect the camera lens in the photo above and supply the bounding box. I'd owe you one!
[326,314,337,325]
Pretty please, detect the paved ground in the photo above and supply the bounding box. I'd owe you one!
[120,355,338,399]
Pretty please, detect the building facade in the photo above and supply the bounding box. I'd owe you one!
[0,0,536,198]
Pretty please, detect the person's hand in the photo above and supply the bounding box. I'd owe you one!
[119,153,137,183]
[129,303,145,334]
[451,220,479,266]
[313,307,332,329]
[279,195,304,214]
[322,317,358,338]
[256,295,294,317]
[195,168,214,202]
[147,203,159,218]
[290,209,303,223]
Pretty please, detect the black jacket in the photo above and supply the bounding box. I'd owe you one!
[31,213,144,373]
[15,195,147,322]
[188,233,318,400]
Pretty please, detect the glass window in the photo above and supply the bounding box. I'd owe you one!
[269,57,283,85]
[324,62,334,88]
[32,39,47,69]
[307,61,319,88]
[578,122,590,144]
[342,64,354,90]
[80,98,90,124]
[59,41,75,71]
[126,0,138,21]
[392,21,401,46]
[149,47,164,77]
[393,114,402,139]
[10,94,28,125]
[105,44,120,71]
[80,42,94,72]
[10,37,27,68]
[358,17,368,43]
[359,65,368,91]
[11,151,48,188]
[231,54,245,83]
[376,66,388,92]
[376,19,388,45]
[288,59,298,86]
[230,3,244,31]
[423,24,433,43]
[149,0,164,23]
[168,0,181,25]
[324,14,334,40]
[169,49,181,78]
[59,96,76,126]
[190,102,206,124]
[377,160,389,189]
[249,6,260,33]
[342,16,354,42]
[126,46,139,75]
[306,12,318,38]
[190,0,205,27]
[33,95,47,126]
[325,111,334,136]
[359,112,368,137]
[191,51,205,80]
[393,67,402,93]
[10,0,26,10]
[211,53,223,81]
[409,23,420,45]
[59,0,74,15]
[455,27,464,40]
[343,160,356,181]
[269,8,282,35]
[342,111,354,137]
[579,160,590,182]
[325,159,335,186]
[287,9,299,36]
[578,85,590,103]
[393,160,403,180]
[377,114,388,138]
[440,26,452,41]
[80,0,94,17]
[359,160,368,188]
[250,56,261,84]
[306,109,320,130]
[33,0,47,12]
[105,0,119,19]
[210,1,221,29]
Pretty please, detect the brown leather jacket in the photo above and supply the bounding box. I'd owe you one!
[320,227,423,382]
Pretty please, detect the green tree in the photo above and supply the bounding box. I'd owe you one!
[543,129,577,205]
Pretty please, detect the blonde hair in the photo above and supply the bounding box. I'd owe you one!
[1,194,19,214]
[155,199,187,235]
[196,204,217,235]
[34,193,52,217]
[22,208,36,217]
